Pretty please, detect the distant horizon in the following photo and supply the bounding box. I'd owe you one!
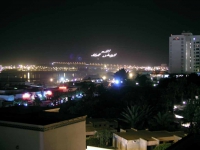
[0,58,168,67]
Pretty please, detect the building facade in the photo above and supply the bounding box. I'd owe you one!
[113,129,186,150]
[0,108,87,150]
[169,32,200,74]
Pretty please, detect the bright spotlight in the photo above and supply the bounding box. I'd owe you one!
[22,93,30,99]
[60,77,64,82]
[115,80,119,84]
[102,76,106,80]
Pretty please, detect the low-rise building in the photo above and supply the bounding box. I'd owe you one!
[113,128,186,150]
[0,106,87,150]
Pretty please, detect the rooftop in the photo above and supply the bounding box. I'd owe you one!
[0,106,85,126]
[114,129,186,141]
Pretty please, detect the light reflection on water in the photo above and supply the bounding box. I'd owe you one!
[0,71,87,84]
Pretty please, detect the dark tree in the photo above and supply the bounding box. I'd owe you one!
[114,68,128,81]
[135,74,152,87]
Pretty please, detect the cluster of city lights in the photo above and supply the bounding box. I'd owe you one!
[0,62,168,73]
[91,49,117,58]
[22,90,52,100]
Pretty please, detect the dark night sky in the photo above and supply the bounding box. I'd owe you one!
[1,0,200,66]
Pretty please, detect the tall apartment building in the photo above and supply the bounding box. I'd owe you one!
[169,31,200,74]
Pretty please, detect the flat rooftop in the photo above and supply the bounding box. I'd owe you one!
[114,129,187,141]
[0,106,84,126]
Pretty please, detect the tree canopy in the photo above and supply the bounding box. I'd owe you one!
[114,68,128,81]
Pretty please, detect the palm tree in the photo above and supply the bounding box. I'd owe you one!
[149,111,175,131]
[119,105,144,128]
[119,105,154,129]
[139,105,154,129]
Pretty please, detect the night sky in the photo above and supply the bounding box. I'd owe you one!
[1,0,200,66]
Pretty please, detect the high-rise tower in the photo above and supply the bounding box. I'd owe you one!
[169,31,200,74]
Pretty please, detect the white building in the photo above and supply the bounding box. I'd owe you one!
[0,107,87,150]
[169,31,200,74]
[113,129,186,150]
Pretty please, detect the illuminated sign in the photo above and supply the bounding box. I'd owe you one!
[59,86,67,92]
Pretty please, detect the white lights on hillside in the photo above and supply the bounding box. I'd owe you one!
[102,53,117,58]
[91,53,102,57]
[101,49,111,53]
[91,49,117,58]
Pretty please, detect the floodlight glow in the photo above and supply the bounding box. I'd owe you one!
[129,73,133,78]
[181,123,190,128]
[22,93,30,99]
[102,76,106,80]
[37,93,42,98]
[46,90,52,95]
[164,75,169,78]
[175,114,183,118]
[115,80,119,84]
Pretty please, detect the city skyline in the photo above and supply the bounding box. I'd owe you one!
[1,0,200,66]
